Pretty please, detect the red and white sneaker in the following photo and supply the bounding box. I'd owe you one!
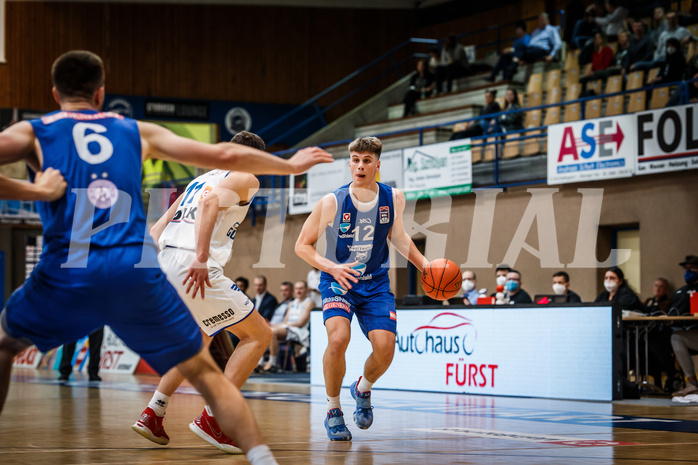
[131,407,170,445]
[189,408,243,454]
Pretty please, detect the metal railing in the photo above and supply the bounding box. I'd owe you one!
[256,11,566,148]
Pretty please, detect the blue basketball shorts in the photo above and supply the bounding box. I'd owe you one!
[319,276,396,338]
[1,244,202,375]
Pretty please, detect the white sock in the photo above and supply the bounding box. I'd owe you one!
[205,405,214,417]
[147,390,170,417]
[358,375,374,393]
[268,355,277,365]
[327,395,341,412]
[247,444,278,465]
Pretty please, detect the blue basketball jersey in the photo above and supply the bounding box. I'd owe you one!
[321,182,394,287]
[29,111,147,255]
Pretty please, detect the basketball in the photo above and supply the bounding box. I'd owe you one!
[421,259,462,300]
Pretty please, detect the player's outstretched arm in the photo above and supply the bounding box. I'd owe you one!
[295,194,360,291]
[138,122,333,175]
[389,189,428,273]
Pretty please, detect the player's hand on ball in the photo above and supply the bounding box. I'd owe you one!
[289,147,334,174]
[329,261,361,291]
[183,258,212,299]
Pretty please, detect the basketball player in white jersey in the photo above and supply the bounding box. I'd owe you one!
[132,131,271,454]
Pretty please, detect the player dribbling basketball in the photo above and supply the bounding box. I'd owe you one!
[295,136,428,441]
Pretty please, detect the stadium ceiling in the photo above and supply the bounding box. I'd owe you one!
[35,0,453,9]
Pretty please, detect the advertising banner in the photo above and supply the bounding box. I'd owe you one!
[310,306,618,401]
[376,149,403,189]
[289,159,351,215]
[548,115,636,185]
[402,140,472,200]
[97,326,141,374]
[635,104,698,175]
[12,346,43,369]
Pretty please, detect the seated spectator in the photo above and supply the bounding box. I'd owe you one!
[505,269,533,304]
[648,38,687,85]
[667,71,698,106]
[403,59,435,117]
[644,278,671,314]
[668,255,698,396]
[610,30,631,71]
[254,275,278,322]
[235,276,250,298]
[490,264,511,297]
[434,34,470,94]
[487,21,530,82]
[571,6,600,50]
[552,271,583,303]
[632,11,698,72]
[650,6,669,45]
[593,266,643,310]
[263,280,312,373]
[678,0,698,27]
[270,282,293,325]
[580,31,615,89]
[622,21,654,75]
[306,266,322,308]
[427,46,441,74]
[516,13,562,64]
[450,89,501,140]
[461,270,480,305]
[497,89,523,132]
[595,0,628,42]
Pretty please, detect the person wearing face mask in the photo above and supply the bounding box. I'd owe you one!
[491,264,511,297]
[668,255,698,396]
[593,266,643,310]
[648,37,687,86]
[504,270,532,304]
[552,271,583,303]
[461,270,480,305]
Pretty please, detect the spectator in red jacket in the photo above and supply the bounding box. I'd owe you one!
[580,31,614,91]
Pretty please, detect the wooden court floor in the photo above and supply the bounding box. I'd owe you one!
[2,369,698,464]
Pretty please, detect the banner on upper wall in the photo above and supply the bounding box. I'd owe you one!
[402,139,472,200]
[635,104,698,175]
[547,115,636,185]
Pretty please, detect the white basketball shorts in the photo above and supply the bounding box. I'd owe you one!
[158,247,255,336]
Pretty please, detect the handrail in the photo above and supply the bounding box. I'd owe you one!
[257,11,567,148]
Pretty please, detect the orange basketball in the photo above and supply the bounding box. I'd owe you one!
[421,259,462,301]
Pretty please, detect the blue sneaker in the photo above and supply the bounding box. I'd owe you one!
[350,381,373,429]
[324,408,352,441]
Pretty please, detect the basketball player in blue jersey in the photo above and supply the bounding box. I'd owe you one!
[0,50,332,465]
[132,131,272,454]
[296,137,428,441]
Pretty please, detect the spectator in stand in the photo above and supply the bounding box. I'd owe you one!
[552,271,583,303]
[648,38,687,85]
[306,267,322,308]
[253,275,278,323]
[667,71,698,106]
[450,89,501,141]
[610,30,632,72]
[235,276,250,297]
[622,21,654,75]
[593,266,643,310]
[505,270,532,304]
[427,47,440,74]
[580,31,615,90]
[679,0,698,26]
[516,13,562,64]
[644,278,672,314]
[403,60,435,117]
[270,282,294,326]
[633,11,698,72]
[595,0,628,41]
[668,255,698,397]
[564,0,588,44]
[262,281,312,373]
[434,34,470,94]
[650,6,669,45]
[497,89,523,133]
[572,6,601,50]
[461,270,480,305]
[486,21,530,82]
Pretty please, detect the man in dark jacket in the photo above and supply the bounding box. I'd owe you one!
[668,255,698,396]
[450,90,501,140]
[254,276,279,322]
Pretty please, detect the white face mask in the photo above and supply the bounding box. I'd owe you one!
[552,283,567,295]
[667,46,676,55]
[496,275,507,286]
[462,279,475,292]
[604,280,618,293]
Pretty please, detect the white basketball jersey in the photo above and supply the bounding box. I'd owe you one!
[159,170,252,266]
